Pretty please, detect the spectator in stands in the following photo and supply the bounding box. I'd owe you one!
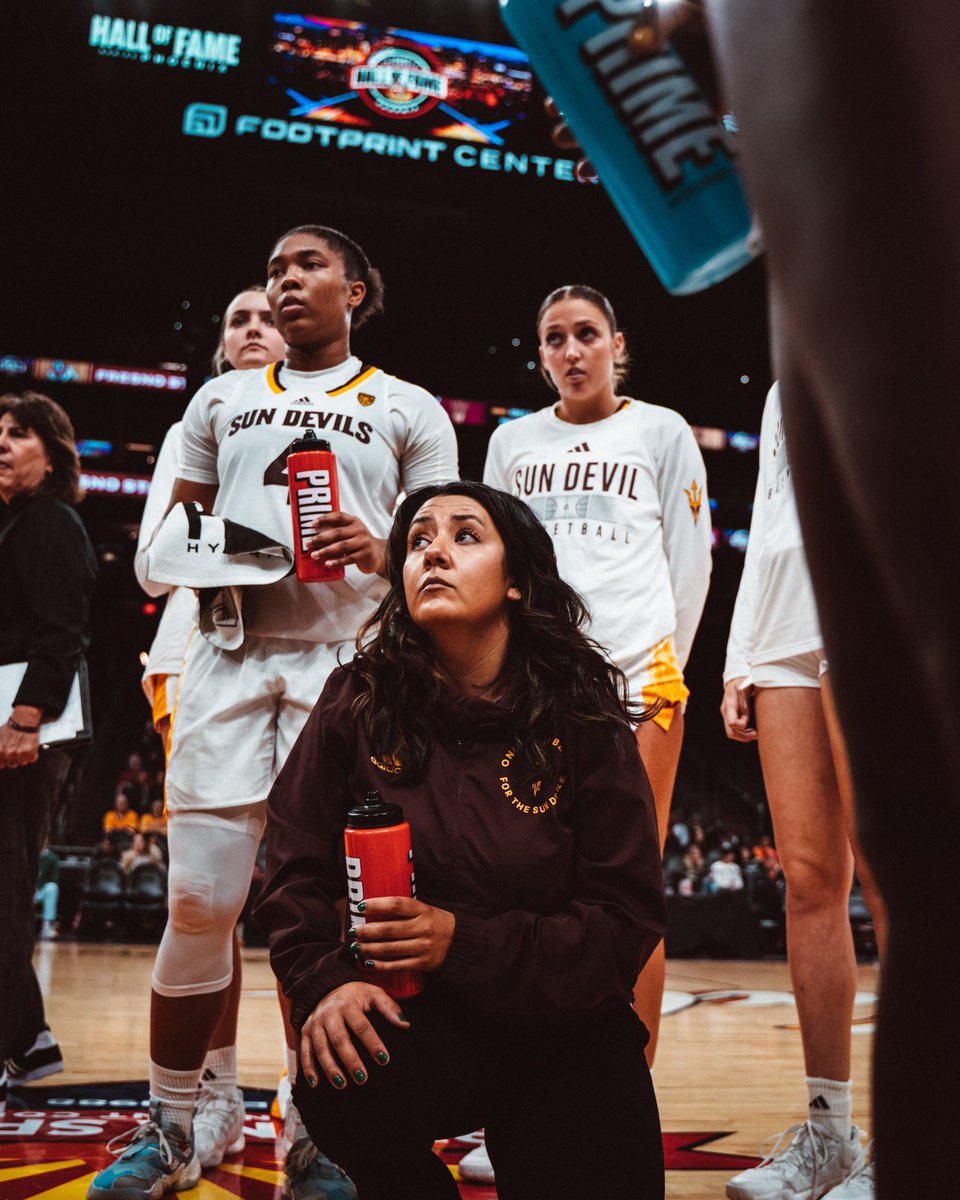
[103,788,139,837]
[738,844,759,876]
[34,844,61,941]
[92,836,120,862]
[140,798,167,838]
[117,751,144,783]
[679,843,707,895]
[753,833,780,871]
[121,832,166,876]
[117,752,152,811]
[706,844,744,893]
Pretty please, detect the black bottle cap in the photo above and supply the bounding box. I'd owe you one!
[346,789,405,829]
[288,429,332,456]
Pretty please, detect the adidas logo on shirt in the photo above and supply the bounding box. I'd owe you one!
[567,441,591,454]
[289,396,314,406]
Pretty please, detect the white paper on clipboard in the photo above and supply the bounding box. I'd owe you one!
[0,659,93,750]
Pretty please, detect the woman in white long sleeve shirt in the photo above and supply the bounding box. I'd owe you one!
[484,284,712,1068]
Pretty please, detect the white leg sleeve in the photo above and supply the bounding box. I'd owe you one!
[152,805,265,997]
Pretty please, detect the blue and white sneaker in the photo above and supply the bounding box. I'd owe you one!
[283,1136,358,1200]
[87,1103,200,1199]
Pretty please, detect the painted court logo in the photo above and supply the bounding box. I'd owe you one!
[349,42,448,119]
[0,1082,761,1196]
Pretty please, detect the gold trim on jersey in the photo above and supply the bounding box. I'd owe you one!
[263,361,377,397]
[266,362,284,394]
[328,365,377,396]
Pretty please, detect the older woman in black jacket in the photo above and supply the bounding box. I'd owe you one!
[0,391,96,1104]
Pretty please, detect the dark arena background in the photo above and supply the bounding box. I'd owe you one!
[2,0,772,839]
[1,5,886,1198]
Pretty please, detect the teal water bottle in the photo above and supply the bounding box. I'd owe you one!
[500,0,755,294]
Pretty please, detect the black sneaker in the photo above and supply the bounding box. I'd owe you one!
[5,1030,64,1083]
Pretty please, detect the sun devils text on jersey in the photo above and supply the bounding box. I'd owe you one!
[177,355,458,644]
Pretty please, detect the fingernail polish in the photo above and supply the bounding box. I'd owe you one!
[347,926,357,938]
[354,1069,366,1083]
[332,1074,345,1089]
[306,1075,317,1088]
[397,1012,409,1023]
[375,1051,389,1065]
[357,901,366,912]
[364,960,375,968]
[350,941,360,953]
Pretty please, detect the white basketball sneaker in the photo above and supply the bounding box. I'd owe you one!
[193,1082,245,1168]
[726,1121,864,1200]
[458,1137,496,1184]
[829,1141,876,1198]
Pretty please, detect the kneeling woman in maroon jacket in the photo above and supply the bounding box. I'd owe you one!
[255,480,667,1200]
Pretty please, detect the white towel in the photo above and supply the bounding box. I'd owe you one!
[144,503,294,649]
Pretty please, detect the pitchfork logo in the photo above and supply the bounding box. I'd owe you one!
[349,41,448,119]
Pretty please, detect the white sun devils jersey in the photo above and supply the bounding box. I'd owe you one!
[485,400,712,673]
[723,381,822,682]
[178,356,458,644]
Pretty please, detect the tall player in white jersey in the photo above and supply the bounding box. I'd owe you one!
[137,286,285,750]
[89,226,458,1200]
[720,382,885,1200]
[134,287,328,1189]
[477,285,710,1183]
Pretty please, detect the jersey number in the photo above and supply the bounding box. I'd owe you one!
[262,440,303,503]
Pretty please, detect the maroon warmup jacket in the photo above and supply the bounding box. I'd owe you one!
[254,665,666,1031]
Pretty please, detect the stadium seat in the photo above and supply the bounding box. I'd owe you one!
[123,862,167,939]
[78,859,126,937]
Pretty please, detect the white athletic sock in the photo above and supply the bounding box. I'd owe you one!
[150,1061,201,1138]
[202,1044,238,1091]
[806,1075,853,1140]
[285,1043,298,1085]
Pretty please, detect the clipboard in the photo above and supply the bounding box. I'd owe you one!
[0,658,93,750]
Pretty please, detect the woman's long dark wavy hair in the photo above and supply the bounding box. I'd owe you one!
[352,481,658,783]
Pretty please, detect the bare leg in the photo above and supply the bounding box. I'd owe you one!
[208,930,243,1051]
[754,688,855,1081]
[150,988,232,1071]
[632,711,684,1065]
[820,671,887,962]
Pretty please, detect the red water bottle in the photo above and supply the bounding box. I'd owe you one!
[344,790,422,1000]
[287,430,344,582]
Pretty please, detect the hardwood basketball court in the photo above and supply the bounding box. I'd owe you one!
[1,943,879,1199]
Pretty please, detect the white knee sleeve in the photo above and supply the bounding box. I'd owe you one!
[152,805,265,998]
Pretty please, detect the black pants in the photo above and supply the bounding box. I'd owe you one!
[293,993,663,1200]
[0,750,70,1063]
